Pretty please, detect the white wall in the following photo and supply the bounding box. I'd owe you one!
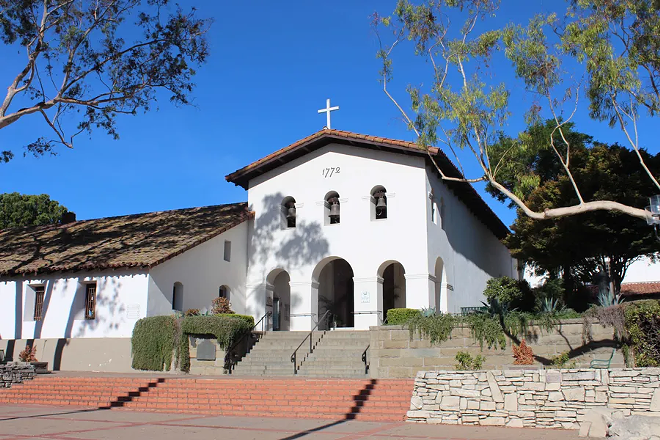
[623,254,660,283]
[244,142,509,330]
[147,221,249,316]
[425,169,515,314]
[0,269,148,340]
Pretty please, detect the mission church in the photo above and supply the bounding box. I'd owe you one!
[0,105,516,347]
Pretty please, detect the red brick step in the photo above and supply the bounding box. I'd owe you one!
[0,376,413,421]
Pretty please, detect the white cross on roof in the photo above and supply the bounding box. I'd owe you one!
[317,98,339,129]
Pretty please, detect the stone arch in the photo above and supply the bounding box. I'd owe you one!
[434,257,448,313]
[172,282,183,311]
[265,268,291,331]
[378,260,406,319]
[312,256,354,329]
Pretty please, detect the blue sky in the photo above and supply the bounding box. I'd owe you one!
[1,0,658,228]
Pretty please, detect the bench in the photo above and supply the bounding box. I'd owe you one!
[590,348,616,369]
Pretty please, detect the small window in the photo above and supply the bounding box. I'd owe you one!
[172,282,183,311]
[370,185,387,220]
[219,285,230,300]
[324,191,340,225]
[440,198,445,230]
[85,283,96,320]
[33,286,45,321]
[282,196,296,229]
[224,240,231,262]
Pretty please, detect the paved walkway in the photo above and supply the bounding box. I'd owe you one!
[0,404,589,440]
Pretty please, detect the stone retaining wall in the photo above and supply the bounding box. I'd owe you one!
[369,320,624,378]
[408,368,660,429]
[1,363,35,388]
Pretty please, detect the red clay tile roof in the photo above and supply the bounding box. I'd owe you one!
[225,129,509,239]
[620,282,660,296]
[0,203,252,276]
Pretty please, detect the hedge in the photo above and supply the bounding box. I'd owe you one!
[132,314,253,372]
[624,300,660,367]
[386,308,422,325]
[131,315,177,371]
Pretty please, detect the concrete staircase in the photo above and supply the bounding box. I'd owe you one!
[0,375,414,421]
[231,331,309,376]
[231,330,370,378]
[299,331,370,378]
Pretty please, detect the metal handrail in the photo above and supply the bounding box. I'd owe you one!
[224,311,271,373]
[361,344,370,374]
[290,309,331,374]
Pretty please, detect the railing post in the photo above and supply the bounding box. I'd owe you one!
[292,353,296,374]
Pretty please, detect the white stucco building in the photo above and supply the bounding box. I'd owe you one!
[0,129,515,344]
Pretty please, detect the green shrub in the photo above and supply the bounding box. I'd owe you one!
[215,313,254,328]
[550,351,576,369]
[181,315,253,349]
[131,316,177,371]
[455,351,485,370]
[132,314,253,372]
[407,313,456,345]
[386,308,421,325]
[624,300,660,367]
[483,276,534,311]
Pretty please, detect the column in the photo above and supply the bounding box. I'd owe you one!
[403,273,434,310]
[289,280,315,331]
[352,276,383,330]
[245,282,269,331]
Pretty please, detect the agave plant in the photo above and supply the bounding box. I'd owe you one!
[541,297,565,314]
[421,307,436,317]
[597,289,624,307]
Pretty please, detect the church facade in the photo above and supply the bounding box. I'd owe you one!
[0,129,516,345]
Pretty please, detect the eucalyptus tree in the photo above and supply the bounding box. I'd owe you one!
[374,0,660,221]
[0,0,210,162]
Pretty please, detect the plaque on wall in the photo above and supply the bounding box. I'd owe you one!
[196,339,216,361]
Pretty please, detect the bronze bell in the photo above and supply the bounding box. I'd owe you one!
[329,201,340,219]
[286,205,296,219]
[376,196,387,209]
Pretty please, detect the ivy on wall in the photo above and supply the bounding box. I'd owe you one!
[132,314,254,372]
[131,316,178,371]
[625,300,660,367]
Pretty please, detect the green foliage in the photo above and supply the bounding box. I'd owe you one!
[0,193,68,229]
[597,290,623,307]
[502,127,659,299]
[215,314,254,328]
[483,277,534,312]
[455,351,486,371]
[375,0,660,226]
[407,313,457,345]
[0,0,210,159]
[131,316,177,371]
[180,315,252,350]
[624,300,660,367]
[386,308,422,325]
[132,314,252,372]
[550,351,576,369]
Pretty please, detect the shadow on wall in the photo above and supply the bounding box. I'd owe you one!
[246,192,330,316]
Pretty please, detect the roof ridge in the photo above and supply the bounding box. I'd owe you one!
[0,201,248,235]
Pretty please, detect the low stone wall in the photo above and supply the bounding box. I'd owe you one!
[1,363,35,388]
[369,320,624,378]
[408,368,660,429]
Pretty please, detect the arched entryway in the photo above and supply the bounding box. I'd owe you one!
[266,269,291,331]
[313,257,354,330]
[378,261,406,320]
[434,257,447,313]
